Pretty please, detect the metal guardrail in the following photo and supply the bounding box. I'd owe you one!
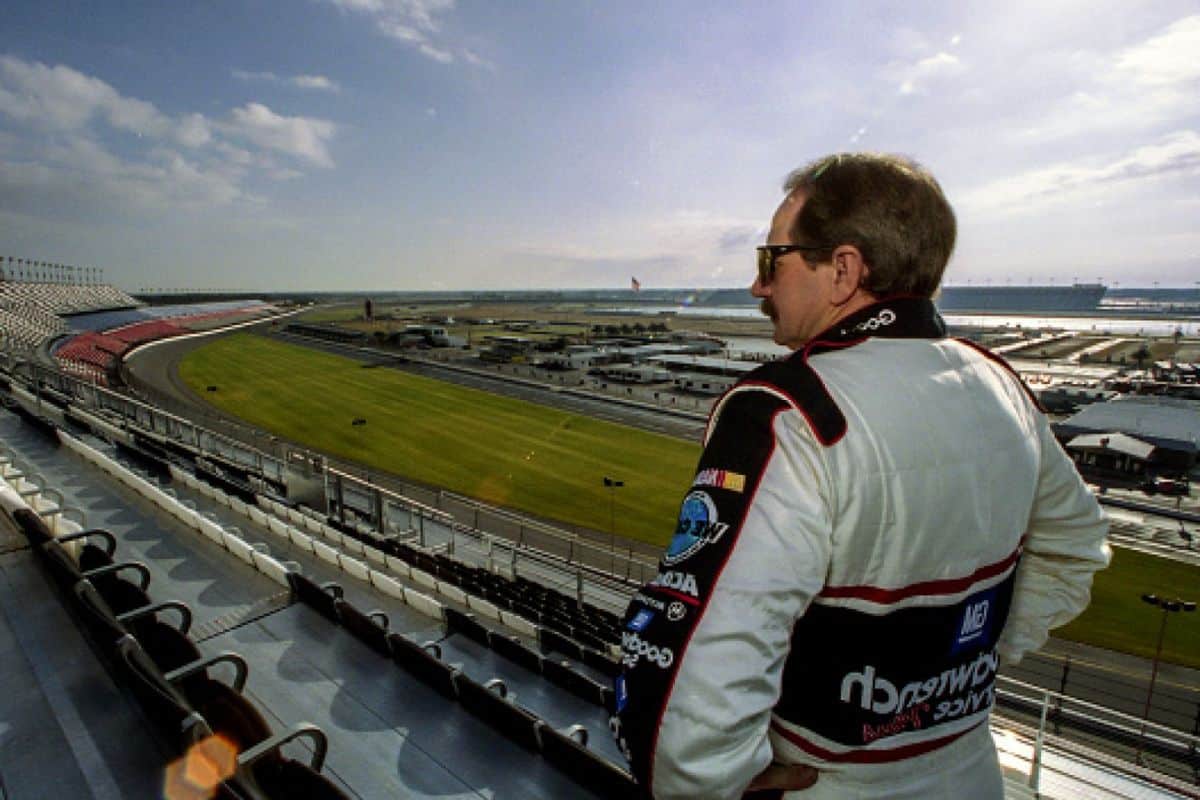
[326,466,652,613]
[995,675,1200,796]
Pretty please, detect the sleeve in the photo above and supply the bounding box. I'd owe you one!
[610,389,834,800]
[997,411,1111,664]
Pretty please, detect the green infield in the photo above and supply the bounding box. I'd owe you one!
[179,333,701,544]
[1057,546,1200,669]
[179,333,1200,668]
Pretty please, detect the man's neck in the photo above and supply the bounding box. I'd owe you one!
[824,290,881,332]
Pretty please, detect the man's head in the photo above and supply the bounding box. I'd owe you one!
[752,152,956,349]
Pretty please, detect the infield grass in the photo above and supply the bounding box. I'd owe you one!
[179,333,700,544]
[179,333,1200,667]
[1057,546,1200,669]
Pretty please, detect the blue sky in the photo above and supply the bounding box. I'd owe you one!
[1,1,1197,291]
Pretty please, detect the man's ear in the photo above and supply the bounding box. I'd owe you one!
[830,244,869,305]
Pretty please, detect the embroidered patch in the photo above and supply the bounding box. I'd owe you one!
[663,490,729,565]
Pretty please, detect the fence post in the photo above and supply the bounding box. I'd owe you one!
[1191,702,1200,759]
[1030,690,1049,792]
[577,569,584,607]
[1054,655,1071,734]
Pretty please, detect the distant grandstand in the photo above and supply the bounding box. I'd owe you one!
[0,273,138,355]
[687,283,1109,312]
[1,263,280,385]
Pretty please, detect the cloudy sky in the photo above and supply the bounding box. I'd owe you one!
[1,1,1197,291]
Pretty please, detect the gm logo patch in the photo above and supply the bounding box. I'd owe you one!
[627,608,655,632]
[663,490,729,566]
[952,587,999,654]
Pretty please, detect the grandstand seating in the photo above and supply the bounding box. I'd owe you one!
[1,420,639,798]
[4,370,1195,799]
[0,279,138,358]
[0,279,137,316]
[0,482,349,799]
[0,307,62,352]
[1,278,276,388]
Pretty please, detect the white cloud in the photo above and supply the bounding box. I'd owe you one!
[0,137,248,222]
[326,0,485,67]
[232,68,278,83]
[225,102,337,167]
[1114,15,1200,86]
[960,130,1200,214]
[1013,15,1199,143]
[292,74,341,92]
[0,55,340,227]
[0,55,169,135]
[895,51,964,95]
[377,20,453,62]
[233,68,342,92]
[176,113,212,148]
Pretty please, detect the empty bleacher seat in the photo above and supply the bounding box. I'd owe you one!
[287,572,343,622]
[456,676,544,753]
[388,633,460,700]
[537,722,638,798]
[334,599,391,657]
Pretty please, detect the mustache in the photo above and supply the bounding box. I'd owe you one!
[759,299,775,319]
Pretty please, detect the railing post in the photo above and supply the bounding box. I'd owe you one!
[1191,702,1200,759]
[576,569,584,607]
[1054,655,1071,734]
[1030,690,1049,793]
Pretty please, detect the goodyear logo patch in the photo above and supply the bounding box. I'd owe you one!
[663,490,729,566]
[693,468,746,493]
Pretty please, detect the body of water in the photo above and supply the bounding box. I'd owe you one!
[604,305,1200,338]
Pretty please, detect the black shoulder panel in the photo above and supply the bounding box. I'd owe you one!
[736,354,848,446]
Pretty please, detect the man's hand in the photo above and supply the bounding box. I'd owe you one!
[744,762,819,796]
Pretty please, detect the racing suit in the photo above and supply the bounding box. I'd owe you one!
[611,296,1110,799]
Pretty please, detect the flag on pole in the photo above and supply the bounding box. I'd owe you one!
[631,276,641,292]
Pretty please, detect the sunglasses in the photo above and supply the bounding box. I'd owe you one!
[756,244,830,285]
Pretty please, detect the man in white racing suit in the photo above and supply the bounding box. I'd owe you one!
[611,153,1110,799]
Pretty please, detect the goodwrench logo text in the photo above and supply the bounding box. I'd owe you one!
[622,631,675,669]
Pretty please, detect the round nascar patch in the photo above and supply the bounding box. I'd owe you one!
[663,490,726,565]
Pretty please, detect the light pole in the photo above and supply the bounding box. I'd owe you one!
[1137,593,1196,761]
[603,475,624,539]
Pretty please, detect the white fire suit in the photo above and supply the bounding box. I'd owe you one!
[611,297,1110,799]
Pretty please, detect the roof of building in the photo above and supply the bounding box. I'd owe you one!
[645,354,759,374]
[1067,432,1156,460]
[1061,396,1200,446]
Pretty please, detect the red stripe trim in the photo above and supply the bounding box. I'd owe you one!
[771,719,980,764]
[954,338,1047,413]
[644,586,701,606]
[818,538,1024,603]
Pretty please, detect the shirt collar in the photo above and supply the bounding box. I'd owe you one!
[814,295,946,344]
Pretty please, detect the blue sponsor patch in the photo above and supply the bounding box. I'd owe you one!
[627,608,655,631]
[663,490,729,565]
[615,674,628,713]
[952,587,999,654]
